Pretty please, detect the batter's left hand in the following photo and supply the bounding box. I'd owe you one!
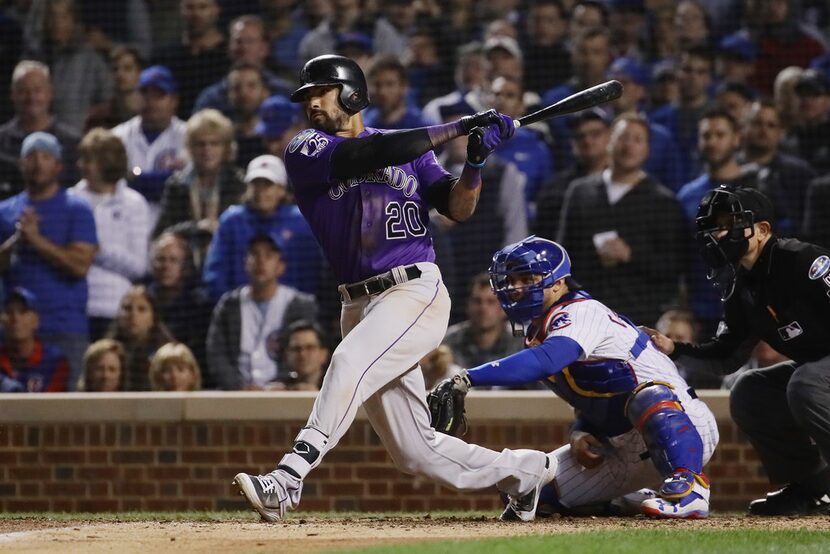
[466,116,515,166]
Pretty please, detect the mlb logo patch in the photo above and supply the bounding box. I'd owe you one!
[808,255,830,280]
[778,321,803,341]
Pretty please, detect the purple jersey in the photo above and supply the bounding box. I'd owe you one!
[284,127,451,283]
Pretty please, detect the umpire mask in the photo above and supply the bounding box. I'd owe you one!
[695,186,755,301]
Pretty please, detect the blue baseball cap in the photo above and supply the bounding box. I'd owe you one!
[607,57,649,87]
[5,287,39,312]
[248,232,285,253]
[20,132,61,159]
[438,99,475,120]
[139,65,177,94]
[335,32,372,54]
[718,34,758,62]
[256,95,301,139]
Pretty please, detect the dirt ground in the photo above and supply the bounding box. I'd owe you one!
[2,515,830,554]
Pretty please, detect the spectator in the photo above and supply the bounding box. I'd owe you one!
[374,0,418,57]
[714,81,757,124]
[262,0,310,75]
[0,12,23,124]
[437,100,527,322]
[569,1,608,43]
[192,15,293,116]
[106,284,174,391]
[0,60,80,198]
[607,0,648,61]
[742,0,826,94]
[483,36,523,82]
[442,273,524,369]
[206,233,317,390]
[79,0,152,60]
[677,108,758,332]
[606,57,685,192]
[363,56,426,130]
[803,173,830,248]
[404,26,452,107]
[0,287,70,392]
[649,61,679,111]
[112,65,188,214]
[149,342,202,391]
[154,0,229,117]
[558,114,686,326]
[86,46,145,130]
[297,0,407,63]
[773,65,805,131]
[741,100,816,236]
[534,108,611,241]
[783,69,830,174]
[203,154,322,299]
[673,0,711,53]
[486,75,553,210]
[655,307,722,388]
[716,33,758,85]
[651,46,715,183]
[274,319,329,391]
[522,0,571,95]
[420,344,462,390]
[256,95,304,160]
[0,132,97,389]
[24,0,114,135]
[154,109,245,269]
[70,128,150,341]
[227,64,272,167]
[81,338,125,392]
[145,232,212,373]
[335,31,375,75]
[421,41,488,125]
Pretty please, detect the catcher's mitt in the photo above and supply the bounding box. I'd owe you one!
[427,372,471,437]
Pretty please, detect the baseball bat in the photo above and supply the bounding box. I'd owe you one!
[514,80,624,128]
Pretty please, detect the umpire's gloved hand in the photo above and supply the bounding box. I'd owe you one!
[466,116,516,167]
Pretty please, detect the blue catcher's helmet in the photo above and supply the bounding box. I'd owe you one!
[489,236,572,325]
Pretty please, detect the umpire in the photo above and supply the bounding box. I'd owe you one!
[644,184,830,515]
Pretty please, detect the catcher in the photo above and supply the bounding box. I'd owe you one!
[429,236,719,519]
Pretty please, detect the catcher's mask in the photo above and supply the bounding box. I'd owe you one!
[695,185,774,300]
[489,236,571,335]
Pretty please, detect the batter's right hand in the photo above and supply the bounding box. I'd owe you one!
[640,326,675,356]
[570,431,605,469]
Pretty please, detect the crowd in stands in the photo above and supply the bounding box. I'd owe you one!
[0,0,828,392]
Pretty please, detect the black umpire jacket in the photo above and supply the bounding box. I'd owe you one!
[673,237,830,374]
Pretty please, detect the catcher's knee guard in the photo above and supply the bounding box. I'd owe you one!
[625,381,704,476]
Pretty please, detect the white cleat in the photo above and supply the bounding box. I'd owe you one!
[641,471,710,519]
[233,472,292,522]
[500,454,557,522]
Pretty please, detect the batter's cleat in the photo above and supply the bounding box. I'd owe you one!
[641,470,710,519]
[233,471,296,522]
[748,484,830,516]
[501,454,557,522]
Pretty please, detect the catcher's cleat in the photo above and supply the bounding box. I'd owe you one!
[233,471,296,522]
[748,484,830,516]
[500,454,557,522]
[641,470,710,519]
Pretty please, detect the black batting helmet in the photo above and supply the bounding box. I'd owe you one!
[290,55,369,114]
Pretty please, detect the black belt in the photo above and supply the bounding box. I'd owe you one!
[340,265,422,302]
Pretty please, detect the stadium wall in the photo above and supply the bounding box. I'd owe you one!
[0,391,764,512]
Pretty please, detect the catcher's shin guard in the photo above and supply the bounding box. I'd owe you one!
[625,381,704,476]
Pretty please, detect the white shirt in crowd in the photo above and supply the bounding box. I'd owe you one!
[70,179,150,318]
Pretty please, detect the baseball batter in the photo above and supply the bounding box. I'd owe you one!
[432,236,719,518]
[233,55,554,521]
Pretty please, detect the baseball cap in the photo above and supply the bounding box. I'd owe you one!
[248,232,284,253]
[484,36,523,61]
[795,69,830,97]
[335,32,373,54]
[606,57,649,87]
[718,34,758,62]
[734,187,775,225]
[256,95,301,139]
[20,132,61,159]
[139,65,177,94]
[607,0,646,13]
[245,155,287,185]
[438,99,475,121]
[567,107,612,129]
[5,287,39,312]
[651,60,677,83]
[716,81,757,101]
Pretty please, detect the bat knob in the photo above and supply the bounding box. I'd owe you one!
[513,119,522,129]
